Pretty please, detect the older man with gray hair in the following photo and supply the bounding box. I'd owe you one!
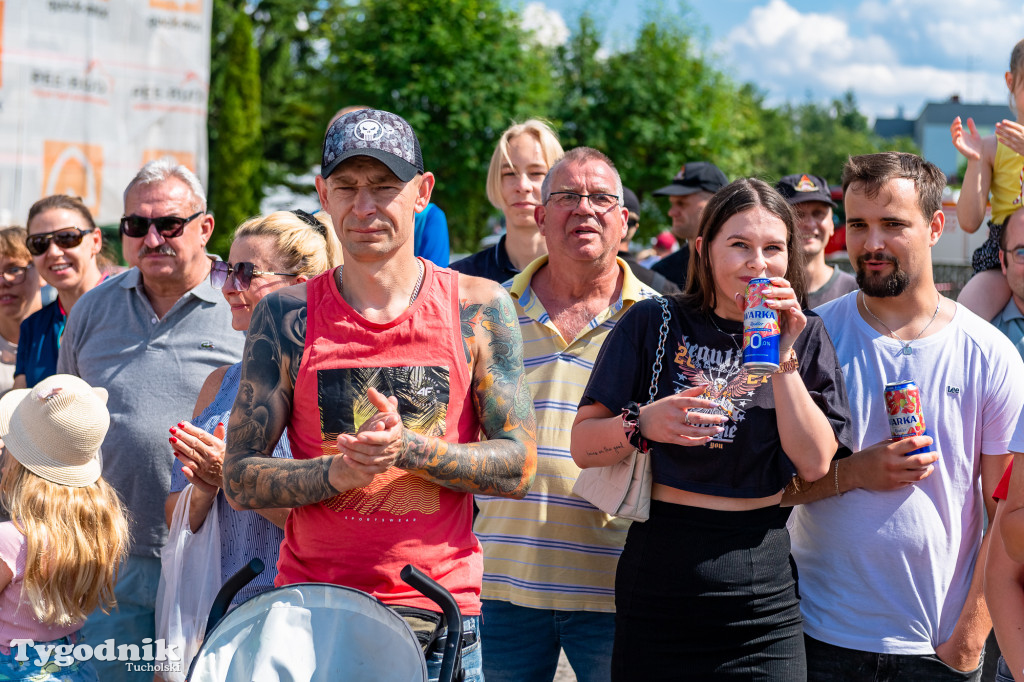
[58,158,243,681]
[474,146,658,682]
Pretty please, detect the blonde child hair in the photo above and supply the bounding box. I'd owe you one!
[0,460,129,626]
[0,374,130,628]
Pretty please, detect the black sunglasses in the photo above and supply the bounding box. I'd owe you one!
[26,227,96,256]
[119,211,204,239]
[210,260,297,291]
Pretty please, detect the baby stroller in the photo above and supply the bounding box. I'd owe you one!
[186,560,466,682]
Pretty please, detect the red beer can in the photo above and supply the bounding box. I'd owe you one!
[883,379,932,455]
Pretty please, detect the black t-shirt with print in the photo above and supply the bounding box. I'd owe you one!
[580,295,853,498]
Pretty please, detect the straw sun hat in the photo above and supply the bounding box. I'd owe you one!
[0,374,109,487]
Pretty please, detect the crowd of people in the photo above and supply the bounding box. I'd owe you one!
[0,39,1024,682]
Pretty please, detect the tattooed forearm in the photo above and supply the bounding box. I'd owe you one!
[586,445,618,458]
[224,454,338,509]
[396,429,534,497]
[224,288,336,509]
[406,287,536,498]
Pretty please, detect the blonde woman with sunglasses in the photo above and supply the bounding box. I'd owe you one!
[14,196,105,391]
[161,209,341,611]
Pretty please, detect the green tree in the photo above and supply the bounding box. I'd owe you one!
[207,1,262,256]
[749,90,919,186]
[553,12,762,242]
[319,0,556,251]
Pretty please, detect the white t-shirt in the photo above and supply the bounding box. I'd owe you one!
[789,292,1024,655]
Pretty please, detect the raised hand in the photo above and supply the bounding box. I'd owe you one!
[951,116,984,161]
[996,119,1024,157]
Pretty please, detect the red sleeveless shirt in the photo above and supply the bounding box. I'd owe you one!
[276,259,483,615]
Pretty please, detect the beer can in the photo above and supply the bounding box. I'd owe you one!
[742,277,780,374]
[884,379,933,455]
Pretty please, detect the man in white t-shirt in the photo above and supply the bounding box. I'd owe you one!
[783,152,1024,681]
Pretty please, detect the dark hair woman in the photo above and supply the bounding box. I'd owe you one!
[570,178,853,680]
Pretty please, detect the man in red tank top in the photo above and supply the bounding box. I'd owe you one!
[222,109,537,682]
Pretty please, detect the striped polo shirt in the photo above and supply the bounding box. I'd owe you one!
[475,256,656,612]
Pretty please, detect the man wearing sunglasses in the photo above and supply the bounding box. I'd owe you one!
[223,108,536,682]
[57,158,243,681]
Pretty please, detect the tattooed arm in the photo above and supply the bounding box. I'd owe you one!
[336,277,537,498]
[401,277,536,497]
[223,285,385,510]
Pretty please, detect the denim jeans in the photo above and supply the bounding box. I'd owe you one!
[996,655,1015,682]
[480,599,614,682]
[79,556,160,682]
[805,635,984,681]
[425,615,483,682]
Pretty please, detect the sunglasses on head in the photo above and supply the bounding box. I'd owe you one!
[210,260,298,291]
[25,227,96,256]
[119,211,204,239]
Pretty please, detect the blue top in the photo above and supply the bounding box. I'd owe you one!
[14,300,65,387]
[992,297,1024,360]
[414,203,450,267]
[169,363,292,605]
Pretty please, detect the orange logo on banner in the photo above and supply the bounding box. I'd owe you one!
[43,141,103,215]
[149,0,202,13]
[142,150,196,173]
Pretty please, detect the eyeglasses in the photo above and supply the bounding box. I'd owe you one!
[26,227,96,256]
[0,265,30,285]
[1004,247,1024,265]
[627,217,639,229]
[546,191,620,213]
[119,211,204,239]
[210,260,297,291]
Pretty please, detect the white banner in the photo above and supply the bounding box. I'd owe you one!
[0,0,211,226]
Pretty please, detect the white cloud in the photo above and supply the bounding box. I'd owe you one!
[717,0,1022,120]
[520,2,570,49]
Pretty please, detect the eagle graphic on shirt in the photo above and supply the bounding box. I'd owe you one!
[316,365,450,516]
[673,337,769,443]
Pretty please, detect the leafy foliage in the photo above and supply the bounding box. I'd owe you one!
[207,1,262,256]
[205,0,919,254]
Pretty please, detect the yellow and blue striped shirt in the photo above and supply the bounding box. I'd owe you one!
[475,256,657,612]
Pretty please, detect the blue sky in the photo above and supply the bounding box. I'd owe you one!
[521,0,1024,122]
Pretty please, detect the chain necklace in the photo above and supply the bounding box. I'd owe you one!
[860,291,940,357]
[338,258,424,307]
[707,312,742,352]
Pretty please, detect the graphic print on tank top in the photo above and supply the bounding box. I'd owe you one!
[673,337,769,444]
[317,365,450,516]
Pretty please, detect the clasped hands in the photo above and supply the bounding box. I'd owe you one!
[329,386,406,491]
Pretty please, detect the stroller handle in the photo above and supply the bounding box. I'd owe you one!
[401,564,464,682]
[186,558,265,680]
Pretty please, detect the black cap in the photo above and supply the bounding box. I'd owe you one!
[322,109,424,181]
[775,174,836,208]
[622,187,640,216]
[652,161,728,196]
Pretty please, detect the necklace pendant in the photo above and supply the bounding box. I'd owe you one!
[902,346,913,356]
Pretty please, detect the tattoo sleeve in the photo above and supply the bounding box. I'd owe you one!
[223,288,339,509]
[395,287,537,498]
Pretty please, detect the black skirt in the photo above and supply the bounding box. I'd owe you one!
[613,500,805,681]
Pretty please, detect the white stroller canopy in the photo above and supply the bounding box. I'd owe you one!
[189,583,428,681]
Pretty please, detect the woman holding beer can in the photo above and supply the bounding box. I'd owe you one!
[571,178,852,681]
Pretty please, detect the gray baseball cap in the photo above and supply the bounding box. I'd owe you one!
[321,109,424,181]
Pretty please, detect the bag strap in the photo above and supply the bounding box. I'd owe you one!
[645,296,672,405]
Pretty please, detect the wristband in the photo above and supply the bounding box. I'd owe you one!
[775,347,799,374]
[621,401,650,453]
